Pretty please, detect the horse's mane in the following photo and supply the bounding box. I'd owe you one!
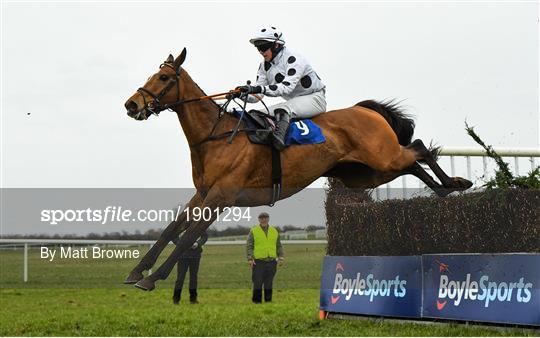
[196,83,221,110]
[179,67,221,110]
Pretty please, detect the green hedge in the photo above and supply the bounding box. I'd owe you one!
[325,180,539,256]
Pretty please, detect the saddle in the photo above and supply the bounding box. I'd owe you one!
[231,108,276,145]
[232,108,326,146]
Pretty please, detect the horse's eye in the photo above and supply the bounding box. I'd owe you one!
[159,75,169,81]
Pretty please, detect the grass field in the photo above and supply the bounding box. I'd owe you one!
[0,244,536,336]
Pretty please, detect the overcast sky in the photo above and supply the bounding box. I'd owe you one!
[2,1,538,189]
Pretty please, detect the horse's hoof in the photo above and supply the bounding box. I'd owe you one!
[124,271,144,284]
[134,277,155,291]
[453,177,473,190]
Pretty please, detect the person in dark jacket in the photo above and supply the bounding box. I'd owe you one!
[172,231,208,304]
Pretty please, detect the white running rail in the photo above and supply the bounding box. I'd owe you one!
[374,147,540,200]
[0,239,326,282]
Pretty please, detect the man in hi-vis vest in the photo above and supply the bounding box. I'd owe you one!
[246,212,284,303]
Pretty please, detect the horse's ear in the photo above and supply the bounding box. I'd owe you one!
[173,48,187,71]
[165,54,174,64]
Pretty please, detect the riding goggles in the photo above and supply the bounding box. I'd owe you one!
[256,42,274,52]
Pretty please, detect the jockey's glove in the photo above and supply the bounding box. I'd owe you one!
[227,91,242,99]
[237,85,263,94]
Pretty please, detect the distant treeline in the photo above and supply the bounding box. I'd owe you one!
[4,224,324,240]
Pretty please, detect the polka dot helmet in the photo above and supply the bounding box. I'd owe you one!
[249,26,285,45]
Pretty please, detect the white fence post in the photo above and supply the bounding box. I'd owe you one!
[466,156,471,180]
[23,243,28,282]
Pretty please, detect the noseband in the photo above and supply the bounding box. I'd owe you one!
[137,63,181,116]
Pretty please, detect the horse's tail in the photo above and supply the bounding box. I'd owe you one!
[355,99,415,146]
[355,99,440,160]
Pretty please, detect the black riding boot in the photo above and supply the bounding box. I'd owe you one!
[272,111,290,151]
[172,288,182,305]
[189,289,198,304]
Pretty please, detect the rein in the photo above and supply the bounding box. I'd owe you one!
[162,90,241,110]
[137,62,271,148]
[189,95,272,149]
[137,63,241,116]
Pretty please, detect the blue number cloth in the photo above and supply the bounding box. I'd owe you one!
[285,120,326,146]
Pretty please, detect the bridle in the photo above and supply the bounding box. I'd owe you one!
[136,62,242,116]
[136,62,181,116]
[133,61,272,149]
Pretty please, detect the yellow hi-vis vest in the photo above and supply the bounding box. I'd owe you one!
[252,225,278,260]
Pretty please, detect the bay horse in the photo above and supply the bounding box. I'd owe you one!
[123,48,472,291]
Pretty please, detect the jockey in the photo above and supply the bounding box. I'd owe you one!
[236,25,327,150]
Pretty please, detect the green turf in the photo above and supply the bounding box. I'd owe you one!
[1,288,535,336]
[0,245,536,336]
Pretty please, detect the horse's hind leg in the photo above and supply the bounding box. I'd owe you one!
[404,162,453,197]
[407,139,472,191]
[124,193,203,284]
[337,163,451,197]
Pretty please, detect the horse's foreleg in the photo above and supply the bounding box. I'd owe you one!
[407,139,472,191]
[124,193,203,284]
[134,189,229,291]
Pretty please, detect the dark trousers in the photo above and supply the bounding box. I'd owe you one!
[174,256,201,301]
[252,259,277,303]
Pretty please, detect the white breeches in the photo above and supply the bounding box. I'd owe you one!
[268,90,327,119]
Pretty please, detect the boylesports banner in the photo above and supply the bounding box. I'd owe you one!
[320,254,540,326]
[319,256,422,318]
[422,254,540,326]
